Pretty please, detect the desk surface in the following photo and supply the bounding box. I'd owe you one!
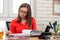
[30,37,60,40]
[0,37,60,40]
[0,33,60,40]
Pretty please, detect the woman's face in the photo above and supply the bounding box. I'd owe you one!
[19,7,28,18]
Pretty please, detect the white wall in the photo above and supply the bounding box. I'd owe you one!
[35,0,60,29]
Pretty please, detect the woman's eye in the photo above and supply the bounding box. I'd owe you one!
[20,10,27,14]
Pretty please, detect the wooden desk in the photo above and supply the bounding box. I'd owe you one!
[0,37,43,40]
[29,37,60,40]
[0,33,60,40]
[0,36,60,40]
[29,37,43,40]
[30,37,39,40]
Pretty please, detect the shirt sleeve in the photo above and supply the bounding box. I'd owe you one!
[10,21,16,33]
[32,17,37,30]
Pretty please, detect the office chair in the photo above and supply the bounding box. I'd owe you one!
[6,21,10,30]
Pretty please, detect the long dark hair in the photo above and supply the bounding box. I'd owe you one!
[18,3,32,28]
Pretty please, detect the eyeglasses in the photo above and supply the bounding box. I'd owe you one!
[20,10,28,14]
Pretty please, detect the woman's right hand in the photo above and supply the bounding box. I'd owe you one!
[6,31,12,36]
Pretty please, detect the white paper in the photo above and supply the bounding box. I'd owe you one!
[22,30,32,35]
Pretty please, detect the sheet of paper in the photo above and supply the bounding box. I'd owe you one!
[22,30,32,35]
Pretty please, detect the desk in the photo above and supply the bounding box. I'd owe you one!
[30,37,60,40]
[0,36,60,40]
[29,37,42,40]
[6,36,60,40]
[0,33,60,40]
[0,36,45,40]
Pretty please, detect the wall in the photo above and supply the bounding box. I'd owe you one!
[35,0,60,31]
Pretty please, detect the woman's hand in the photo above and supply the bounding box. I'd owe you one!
[6,31,12,36]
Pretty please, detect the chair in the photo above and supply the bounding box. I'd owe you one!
[6,21,10,30]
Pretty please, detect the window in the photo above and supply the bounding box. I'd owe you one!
[0,0,8,17]
[53,0,60,15]
[9,0,31,17]
[0,0,3,13]
[0,0,34,17]
[13,0,30,13]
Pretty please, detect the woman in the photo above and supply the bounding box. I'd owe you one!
[6,3,36,34]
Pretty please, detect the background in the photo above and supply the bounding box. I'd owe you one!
[0,0,60,32]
